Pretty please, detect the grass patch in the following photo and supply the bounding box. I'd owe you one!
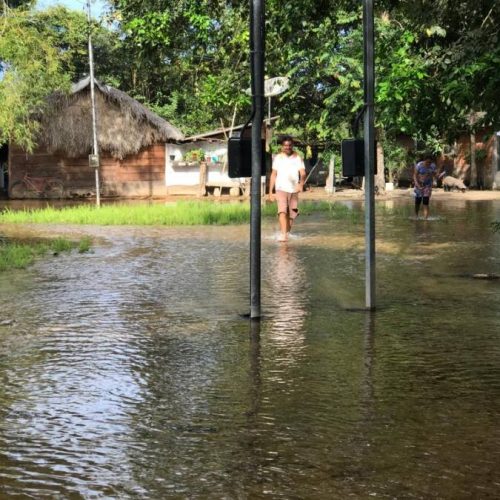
[0,202,248,225]
[51,237,74,253]
[0,237,92,272]
[78,236,92,253]
[0,200,343,226]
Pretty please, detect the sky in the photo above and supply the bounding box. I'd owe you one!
[36,0,107,18]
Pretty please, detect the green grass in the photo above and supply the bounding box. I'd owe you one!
[78,236,92,253]
[0,200,348,226]
[0,237,92,272]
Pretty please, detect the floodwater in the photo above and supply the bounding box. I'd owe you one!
[0,198,499,499]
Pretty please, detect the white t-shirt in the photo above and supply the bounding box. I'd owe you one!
[272,153,305,193]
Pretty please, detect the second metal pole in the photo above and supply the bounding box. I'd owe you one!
[363,0,376,310]
[250,0,265,319]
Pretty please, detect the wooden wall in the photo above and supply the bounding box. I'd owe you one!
[9,143,166,198]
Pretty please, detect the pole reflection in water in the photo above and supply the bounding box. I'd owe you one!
[266,244,309,367]
[247,319,261,420]
[233,318,263,492]
[337,311,377,476]
[362,311,375,411]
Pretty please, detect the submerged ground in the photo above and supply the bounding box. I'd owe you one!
[0,194,499,498]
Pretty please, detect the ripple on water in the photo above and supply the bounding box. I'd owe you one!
[1,204,500,498]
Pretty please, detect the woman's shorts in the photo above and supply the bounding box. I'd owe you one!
[415,196,430,206]
[276,190,299,219]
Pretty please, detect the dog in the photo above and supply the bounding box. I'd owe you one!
[441,175,467,192]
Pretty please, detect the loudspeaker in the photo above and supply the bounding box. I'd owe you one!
[341,138,377,177]
[228,136,267,178]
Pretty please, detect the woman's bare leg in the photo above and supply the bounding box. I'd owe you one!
[278,212,288,240]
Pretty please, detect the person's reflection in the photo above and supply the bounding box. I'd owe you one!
[267,244,308,363]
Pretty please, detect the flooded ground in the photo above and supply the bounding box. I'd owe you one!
[0,198,499,498]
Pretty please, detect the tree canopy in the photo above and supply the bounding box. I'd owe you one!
[0,7,70,149]
[1,0,498,152]
[108,0,499,146]
[0,4,125,149]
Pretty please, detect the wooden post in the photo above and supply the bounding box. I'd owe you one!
[325,156,335,194]
[376,141,386,194]
[199,160,207,197]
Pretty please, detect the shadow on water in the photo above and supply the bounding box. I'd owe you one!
[0,198,499,498]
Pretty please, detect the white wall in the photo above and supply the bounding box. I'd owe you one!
[165,141,243,187]
[165,143,199,186]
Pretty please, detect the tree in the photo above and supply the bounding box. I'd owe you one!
[4,0,498,153]
[1,0,34,9]
[108,0,363,136]
[0,7,70,149]
[0,5,127,149]
[109,0,253,134]
[382,0,500,140]
[31,6,126,86]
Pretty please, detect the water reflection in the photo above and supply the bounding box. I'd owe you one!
[266,244,308,365]
[362,312,375,409]
[0,199,499,498]
[247,319,261,420]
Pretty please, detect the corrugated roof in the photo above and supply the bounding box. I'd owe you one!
[185,117,278,142]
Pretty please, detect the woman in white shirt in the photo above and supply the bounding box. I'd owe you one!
[268,136,306,242]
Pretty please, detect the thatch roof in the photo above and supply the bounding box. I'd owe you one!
[40,77,184,159]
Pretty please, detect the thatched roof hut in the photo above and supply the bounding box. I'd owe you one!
[41,77,184,159]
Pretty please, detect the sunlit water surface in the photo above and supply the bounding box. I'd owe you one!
[1,199,499,499]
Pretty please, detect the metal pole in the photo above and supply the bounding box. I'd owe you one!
[87,0,101,207]
[363,0,376,310]
[250,0,265,319]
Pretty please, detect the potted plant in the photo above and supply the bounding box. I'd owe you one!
[184,149,205,163]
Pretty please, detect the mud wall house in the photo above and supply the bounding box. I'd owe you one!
[8,77,184,198]
[450,128,499,189]
[392,130,500,189]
